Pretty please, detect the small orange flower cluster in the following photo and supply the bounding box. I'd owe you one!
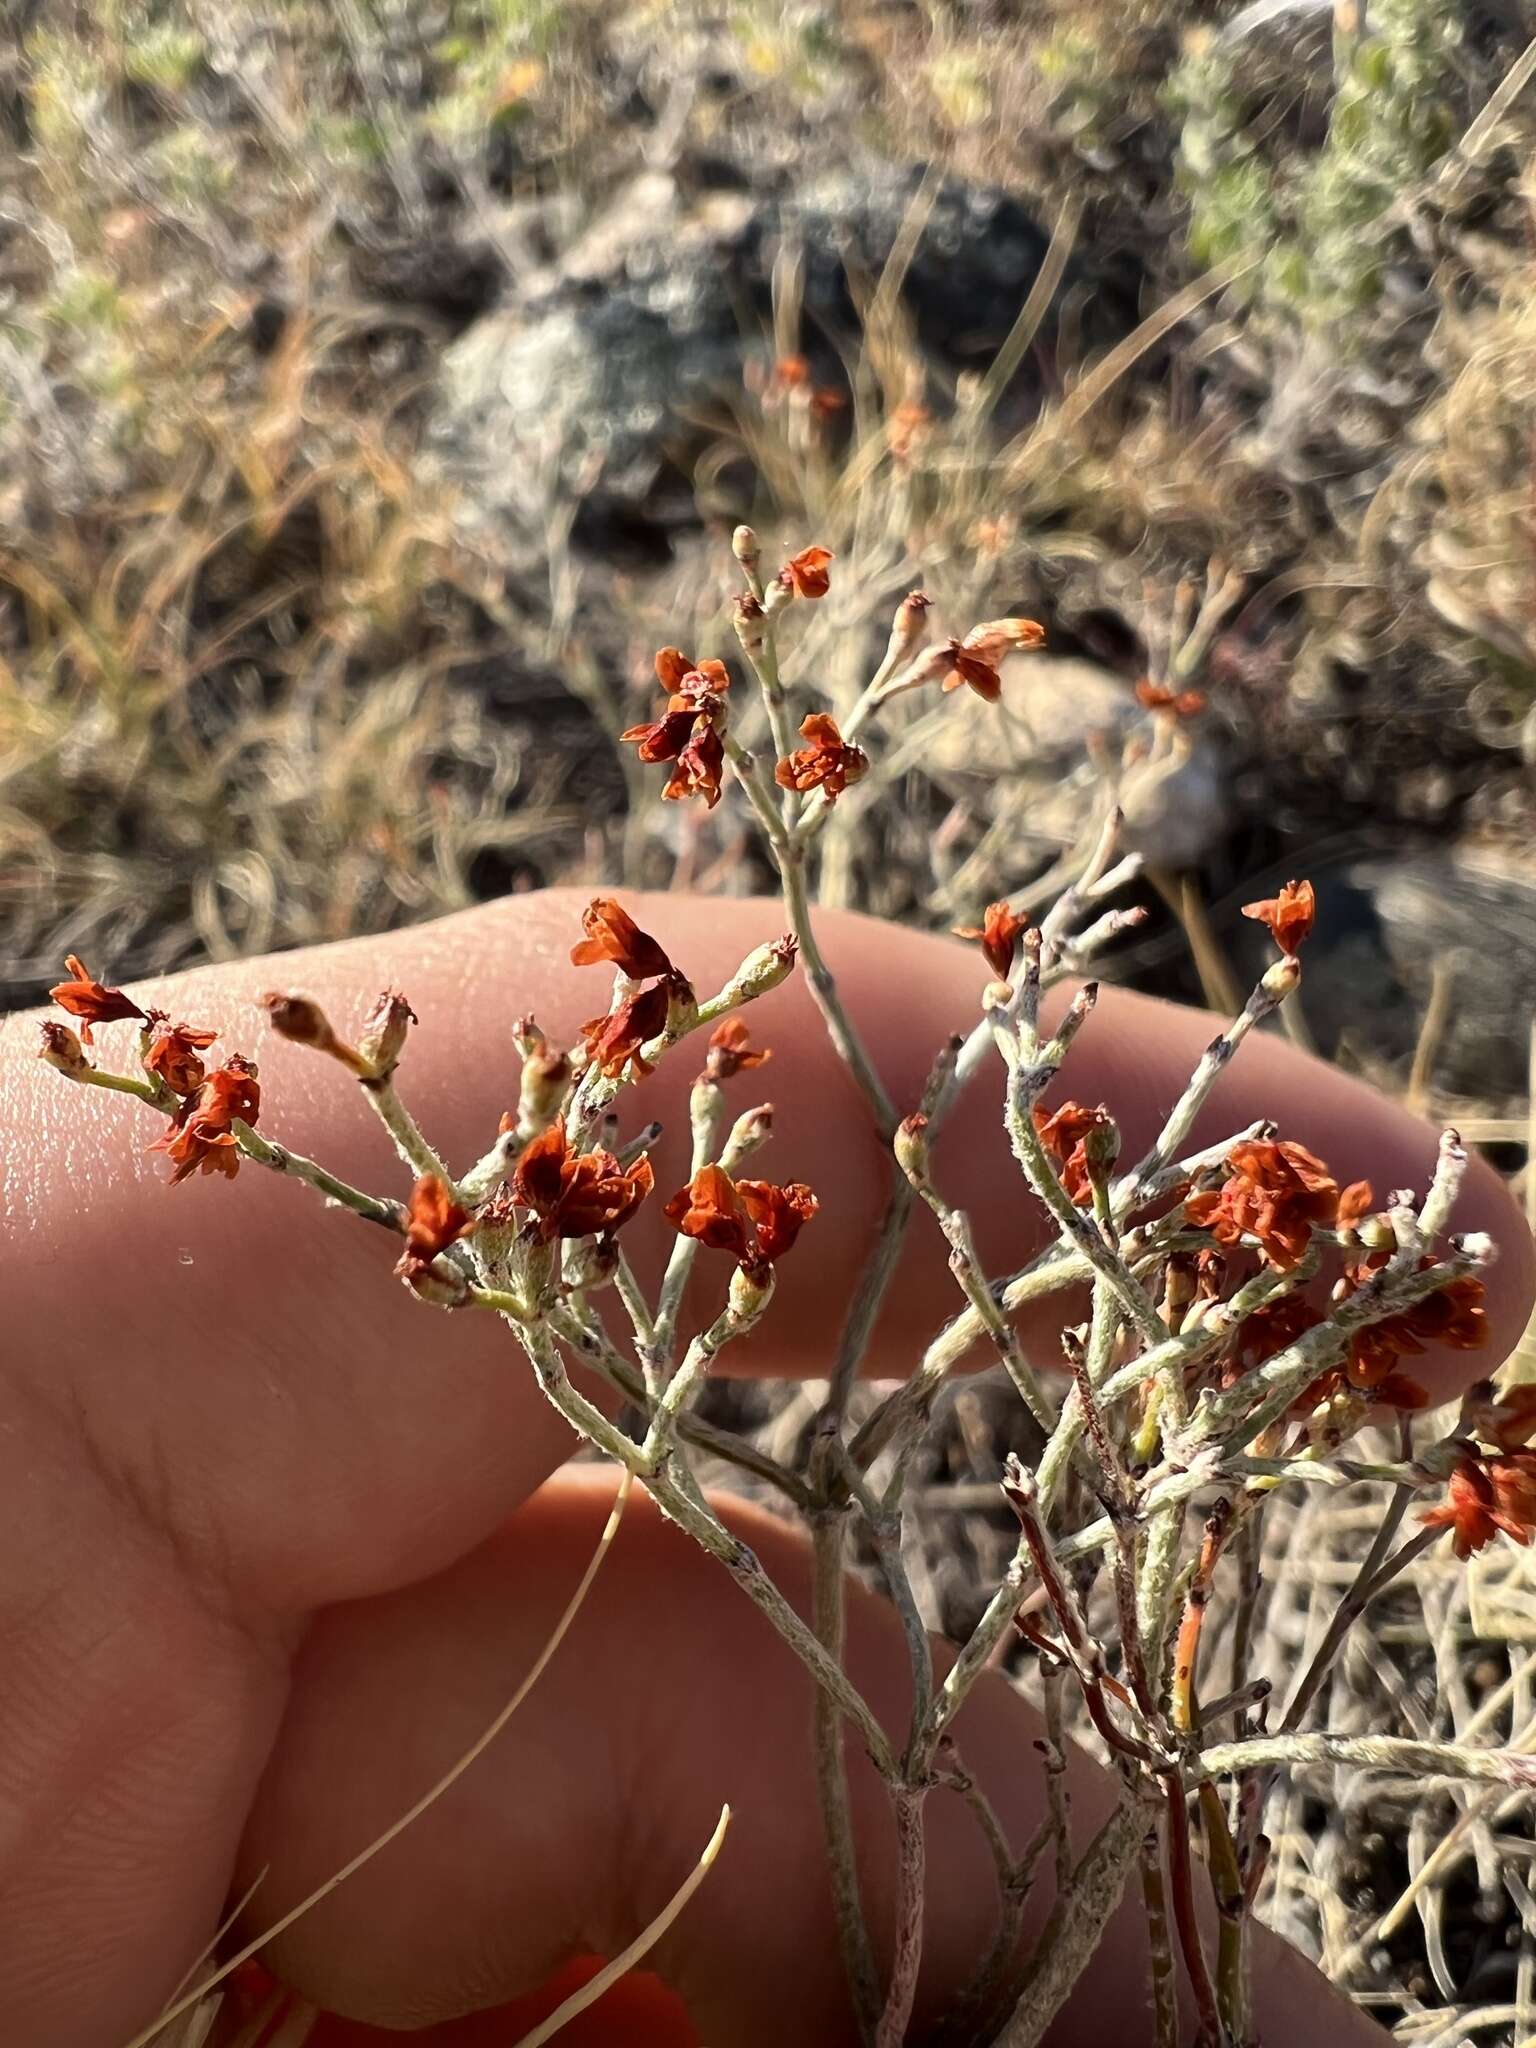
[704,1016,769,1083]
[151,1055,261,1186]
[570,899,692,1078]
[49,954,148,1043]
[1423,1389,1536,1558]
[774,713,868,801]
[1242,879,1315,959]
[953,900,1029,982]
[931,618,1047,703]
[1185,1138,1368,1273]
[396,1174,475,1287]
[1346,1260,1488,1388]
[664,1163,818,1279]
[44,955,264,1186]
[509,1123,655,1241]
[1033,1101,1115,1205]
[776,544,834,603]
[621,649,731,809]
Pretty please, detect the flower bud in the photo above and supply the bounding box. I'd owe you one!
[732,525,760,576]
[722,934,798,1006]
[1260,955,1302,1004]
[729,1257,776,1323]
[763,570,795,617]
[357,988,417,1079]
[263,992,365,1072]
[517,1042,572,1131]
[726,1103,774,1160]
[894,1112,931,1186]
[513,1014,546,1059]
[398,1261,471,1309]
[889,589,933,663]
[37,1019,90,1080]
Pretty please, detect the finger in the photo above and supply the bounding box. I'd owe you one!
[7,895,1526,1609]
[239,1467,1384,2047]
[296,1957,696,2047]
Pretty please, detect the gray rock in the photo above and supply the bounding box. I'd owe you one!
[430,156,1059,544]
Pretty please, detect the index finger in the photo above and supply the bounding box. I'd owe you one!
[8,885,1531,1398]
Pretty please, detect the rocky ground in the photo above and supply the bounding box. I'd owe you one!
[4,1,1536,1104]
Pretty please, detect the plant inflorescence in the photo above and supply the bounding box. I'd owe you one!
[41,536,1536,2047]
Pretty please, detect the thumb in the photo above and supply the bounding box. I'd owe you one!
[236,1469,1384,2048]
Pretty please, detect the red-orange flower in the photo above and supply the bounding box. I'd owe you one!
[1033,1100,1113,1205]
[578,981,673,1079]
[395,1173,475,1285]
[149,1055,260,1186]
[1238,1295,1323,1370]
[1136,679,1206,717]
[664,1164,817,1273]
[651,648,731,707]
[144,1022,219,1097]
[510,1122,654,1239]
[782,545,833,600]
[737,1178,818,1263]
[953,901,1029,981]
[623,656,729,806]
[1291,1364,1429,1416]
[938,640,1004,702]
[1185,1137,1339,1271]
[570,899,675,981]
[705,1016,770,1083]
[622,705,697,765]
[50,954,147,1044]
[1242,879,1316,958]
[664,1163,749,1255]
[662,716,725,808]
[773,713,868,800]
[918,619,1045,703]
[963,618,1048,666]
[1422,1450,1536,1559]
[1347,1270,1488,1388]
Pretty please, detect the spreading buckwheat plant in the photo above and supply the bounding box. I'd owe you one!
[41,532,1536,2048]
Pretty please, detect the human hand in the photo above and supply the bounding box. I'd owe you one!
[2,888,1528,2045]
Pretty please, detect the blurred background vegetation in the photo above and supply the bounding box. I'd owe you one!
[5,0,1536,1112]
[7,9,1536,2032]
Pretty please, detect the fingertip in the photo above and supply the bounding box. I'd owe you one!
[1454,1142,1535,1375]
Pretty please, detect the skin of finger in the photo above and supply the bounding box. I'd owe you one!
[2,885,1525,1621]
[0,1389,289,2044]
[238,1467,1386,2048]
[298,1958,699,2047]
